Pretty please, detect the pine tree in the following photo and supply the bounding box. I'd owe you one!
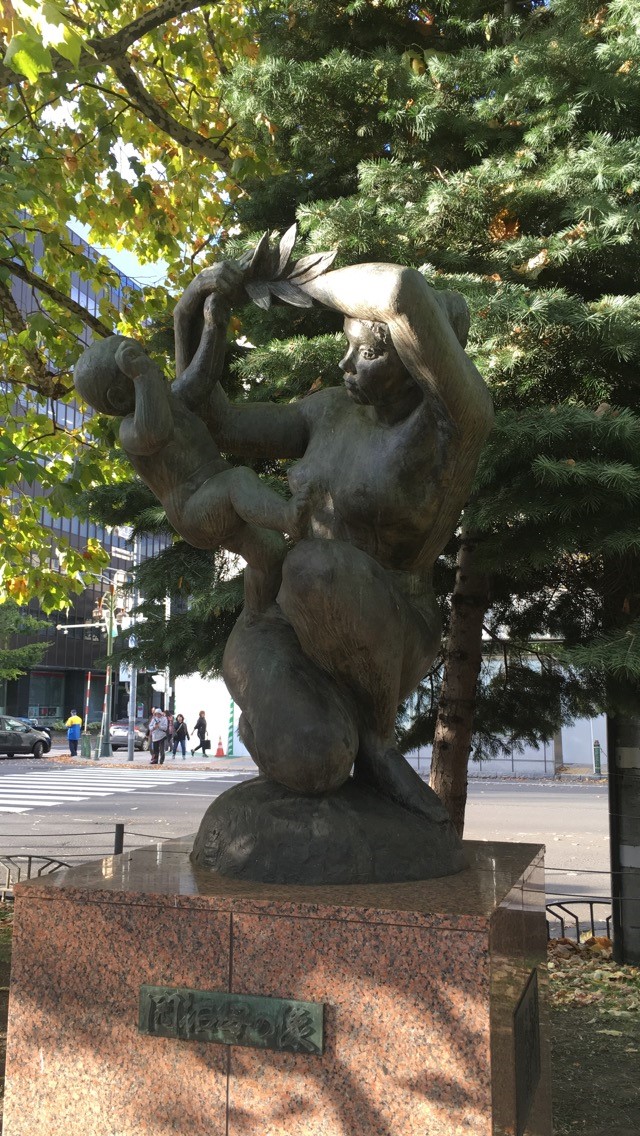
[0,603,51,681]
[220,0,640,829]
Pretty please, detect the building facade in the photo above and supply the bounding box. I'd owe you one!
[3,230,168,725]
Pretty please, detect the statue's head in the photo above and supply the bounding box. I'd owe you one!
[339,288,470,410]
[74,336,136,415]
[339,318,411,408]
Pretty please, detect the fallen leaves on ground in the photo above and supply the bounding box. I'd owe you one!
[548,936,640,1022]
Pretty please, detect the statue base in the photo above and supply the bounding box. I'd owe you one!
[190,776,467,884]
[3,839,552,1136]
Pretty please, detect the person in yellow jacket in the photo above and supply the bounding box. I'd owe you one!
[65,710,82,757]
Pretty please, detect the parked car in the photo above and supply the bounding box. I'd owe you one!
[109,720,150,751]
[17,716,52,740]
[0,716,52,759]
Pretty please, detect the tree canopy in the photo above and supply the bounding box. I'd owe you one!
[0,0,266,608]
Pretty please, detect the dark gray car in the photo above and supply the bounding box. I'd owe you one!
[0,716,52,759]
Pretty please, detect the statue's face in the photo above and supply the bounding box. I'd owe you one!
[74,336,135,416]
[106,372,136,415]
[339,319,409,407]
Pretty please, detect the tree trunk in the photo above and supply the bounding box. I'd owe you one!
[430,530,490,836]
[607,711,640,964]
[602,553,640,963]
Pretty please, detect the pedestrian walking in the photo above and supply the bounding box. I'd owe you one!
[148,707,169,765]
[64,710,82,757]
[171,714,189,759]
[191,711,208,757]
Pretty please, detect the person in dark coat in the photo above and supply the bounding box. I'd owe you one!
[191,711,208,757]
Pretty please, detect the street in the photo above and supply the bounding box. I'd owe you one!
[0,758,610,908]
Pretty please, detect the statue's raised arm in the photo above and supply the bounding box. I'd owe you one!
[301,260,492,443]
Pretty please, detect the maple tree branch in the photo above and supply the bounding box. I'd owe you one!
[109,55,231,168]
[204,9,228,76]
[94,0,217,59]
[0,0,239,168]
[0,259,113,338]
[0,1,219,89]
[0,279,69,397]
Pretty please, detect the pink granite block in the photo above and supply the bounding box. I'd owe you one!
[228,914,492,1136]
[4,896,230,1136]
[16,841,542,933]
[3,839,552,1136]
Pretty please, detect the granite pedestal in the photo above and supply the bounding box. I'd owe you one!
[3,839,552,1136]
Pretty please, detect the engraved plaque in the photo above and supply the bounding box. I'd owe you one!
[514,969,541,1136]
[139,985,324,1055]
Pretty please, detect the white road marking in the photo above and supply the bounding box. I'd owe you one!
[0,768,248,813]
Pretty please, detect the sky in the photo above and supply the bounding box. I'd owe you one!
[70,221,168,287]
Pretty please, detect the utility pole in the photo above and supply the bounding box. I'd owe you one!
[57,568,127,760]
[126,538,140,763]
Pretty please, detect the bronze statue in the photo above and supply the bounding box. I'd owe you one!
[75,233,493,884]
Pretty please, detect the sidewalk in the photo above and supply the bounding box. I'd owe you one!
[49,746,258,776]
[48,747,608,783]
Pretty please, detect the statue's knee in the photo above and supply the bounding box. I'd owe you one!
[255,711,356,795]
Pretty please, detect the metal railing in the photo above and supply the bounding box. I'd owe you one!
[0,855,70,901]
[546,898,612,941]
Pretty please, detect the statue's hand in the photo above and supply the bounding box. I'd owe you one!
[115,339,148,380]
[287,485,319,542]
[203,290,232,330]
[177,260,245,318]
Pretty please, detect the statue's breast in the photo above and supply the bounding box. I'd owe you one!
[289,394,447,560]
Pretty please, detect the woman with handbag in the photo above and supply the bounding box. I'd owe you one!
[191,711,208,757]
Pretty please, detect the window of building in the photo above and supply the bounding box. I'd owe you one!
[28,673,64,721]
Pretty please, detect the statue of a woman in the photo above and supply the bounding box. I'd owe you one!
[173,255,494,830]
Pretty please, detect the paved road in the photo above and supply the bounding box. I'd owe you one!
[464,780,610,909]
[0,758,610,906]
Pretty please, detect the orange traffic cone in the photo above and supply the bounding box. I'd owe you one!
[215,736,225,757]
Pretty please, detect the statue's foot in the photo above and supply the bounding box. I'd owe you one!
[353,744,452,825]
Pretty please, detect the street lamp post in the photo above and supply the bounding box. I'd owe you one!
[57,570,126,760]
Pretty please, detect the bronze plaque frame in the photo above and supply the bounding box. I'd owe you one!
[139,984,324,1056]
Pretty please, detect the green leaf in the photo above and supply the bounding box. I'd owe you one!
[40,3,84,65]
[4,33,52,82]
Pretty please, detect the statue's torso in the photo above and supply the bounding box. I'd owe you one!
[289,388,453,570]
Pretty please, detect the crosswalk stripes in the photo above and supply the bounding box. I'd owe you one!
[0,768,254,813]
